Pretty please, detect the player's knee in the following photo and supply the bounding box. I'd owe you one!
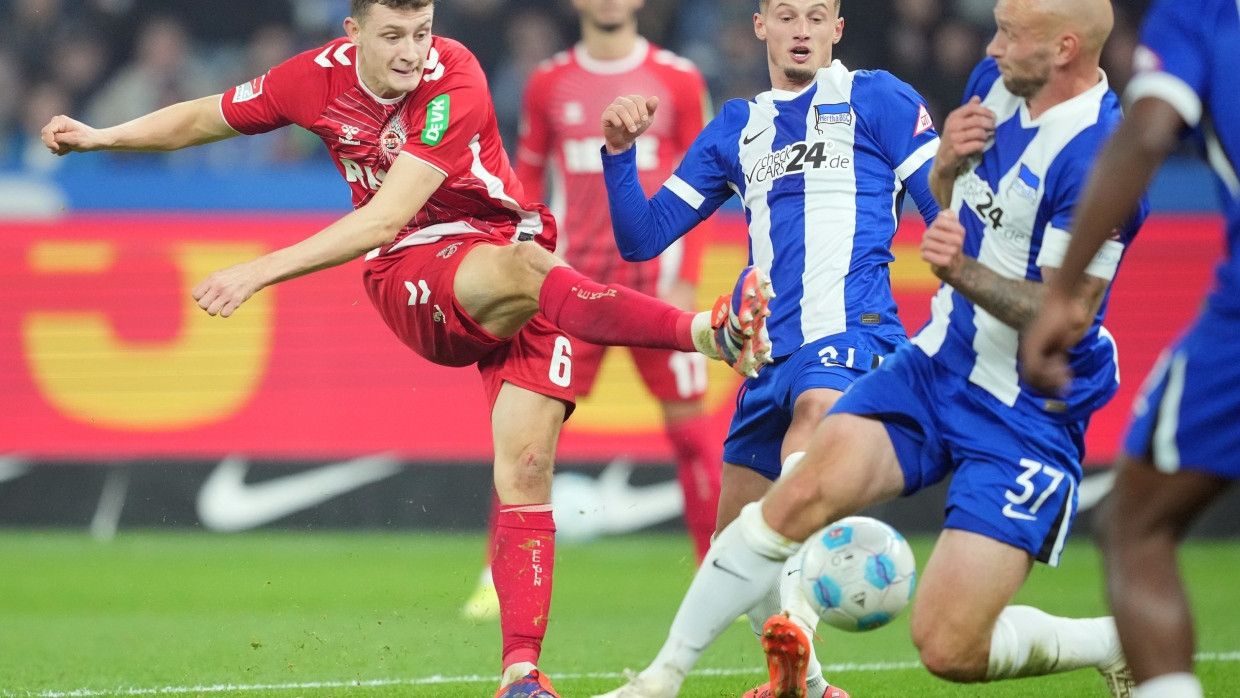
[510,241,562,288]
[516,445,555,477]
[912,627,988,683]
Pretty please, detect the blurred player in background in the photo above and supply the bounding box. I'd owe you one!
[595,0,942,695]
[592,0,1147,696]
[461,0,720,623]
[38,1,773,696]
[1022,1,1240,696]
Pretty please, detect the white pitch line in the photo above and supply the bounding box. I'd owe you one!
[9,654,1240,698]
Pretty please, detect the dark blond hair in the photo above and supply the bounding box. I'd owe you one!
[349,0,434,20]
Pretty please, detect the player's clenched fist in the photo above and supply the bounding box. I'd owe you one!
[192,262,265,318]
[601,94,660,154]
[920,209,967,280]
[935,96,995,175]
[41,115,107,156]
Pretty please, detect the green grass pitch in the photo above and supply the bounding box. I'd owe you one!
[1,530,1237,697]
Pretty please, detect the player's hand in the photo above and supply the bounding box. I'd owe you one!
[41,115,107,156]
[192,261,266,318]
[1020,291,1085,394]
[602,95,660,155]
[933,97,994,175]
[921,210,967,281]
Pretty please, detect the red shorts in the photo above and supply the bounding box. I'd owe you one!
[572,342,708,402]
[362,234,576,413]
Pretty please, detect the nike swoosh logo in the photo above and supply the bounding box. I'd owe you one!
[197,454,404,532]
[741,127,771,145]
[550,459,684,541]
[1001,503,1038,521]
[711,557,750,581]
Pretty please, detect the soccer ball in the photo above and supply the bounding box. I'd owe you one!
[796,516,916,632]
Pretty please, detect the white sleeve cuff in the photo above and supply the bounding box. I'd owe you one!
[1036,225,1125,281]
[1124,72,1203,128]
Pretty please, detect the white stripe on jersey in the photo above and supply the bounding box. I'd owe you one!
[665,175,706,209]
[366,220,482,259]
[912,285,954,354]
[467,138,545,243]
[1153,352,1188,472]
[895,139,939,181]
[1205,130,1240,198]
[1046,474,1075,567]
[738,103,779,302]
[799,77,858,341]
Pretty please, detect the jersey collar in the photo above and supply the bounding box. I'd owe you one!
[1019,68,1110,127]
[760,60,847,103]
[573,37,649,75]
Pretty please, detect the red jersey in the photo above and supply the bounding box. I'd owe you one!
[517,38,709,291]
[220,36,555,257]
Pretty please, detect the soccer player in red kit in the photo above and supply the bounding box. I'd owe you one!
[38,1,773,696]
[462,0,721,622]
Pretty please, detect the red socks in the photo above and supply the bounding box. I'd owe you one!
[538,266,696,352]
[491,505,556,671]
[666,415,722,563]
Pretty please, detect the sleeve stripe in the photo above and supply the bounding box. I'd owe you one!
[398,151,450,177]
[895,138,940,182]
[664,174,707,210]
[1124,72,1203,127]
[1036,225,1125,281]
[217,94,241,134]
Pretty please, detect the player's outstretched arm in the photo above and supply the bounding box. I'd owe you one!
[928,97,995,208]
[192,154,446,317]
[602,94,660,155]
[1021,97,1186,392]
[41,95,238,156]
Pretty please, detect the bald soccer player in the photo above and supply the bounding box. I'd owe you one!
[592,0,1145,695]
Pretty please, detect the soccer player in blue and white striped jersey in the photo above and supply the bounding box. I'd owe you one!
[598,0,939,694]
[1023,0,1240,695]
[592,0,1147,696]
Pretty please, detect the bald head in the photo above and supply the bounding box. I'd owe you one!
[1029,0,1114,60]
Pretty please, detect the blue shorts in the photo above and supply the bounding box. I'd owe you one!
[1124,305,1240,477]
[832,345,1085,566]
[723,332,903,480]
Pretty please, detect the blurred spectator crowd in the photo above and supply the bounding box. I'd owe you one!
[0,0,1150,173]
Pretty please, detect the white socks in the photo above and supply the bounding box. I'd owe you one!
[643,502,801,682]
[986,605,1124,680]
[1134,673,1203,698]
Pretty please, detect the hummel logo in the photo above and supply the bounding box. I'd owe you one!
[339,124,361,145]
[742,127,771,145]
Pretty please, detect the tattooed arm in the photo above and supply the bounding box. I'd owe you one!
[921,210,1108,331]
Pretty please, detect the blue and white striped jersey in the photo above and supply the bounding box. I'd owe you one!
[912,58,1145,421]
[1128,0,1240,314]
[603,61,941,358]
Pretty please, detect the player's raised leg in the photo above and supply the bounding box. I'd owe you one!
[490,381,565,697]
[453,241,773,377]
[1097,455,1225,697]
